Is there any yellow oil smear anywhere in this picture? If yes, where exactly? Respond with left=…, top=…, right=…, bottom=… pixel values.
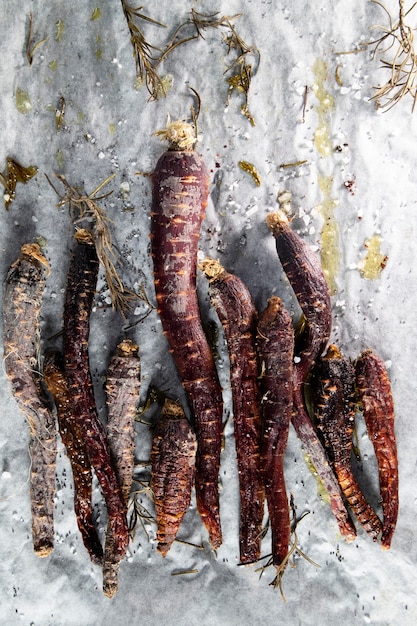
left=56, top=149, right=64, bottom=170
left=96, top=49, right=103, bottom=60
left=109, top=123, right=115, bottom=136
left=91, top=7, right=101, bottom=20
left=15, top=88, right=32, bottom=114
left=48, top=59, right=58, bottom=71
left=317, top=174, right=340, bottom=294
left=55, top=20, right=65, bottom=42
left=313, top=59, right=335, bottom=158
left=313, top=59, right=339, bottom=294
left=358, top=234, right=388, bottom=279
left=303, top=452, right=330, bottom=504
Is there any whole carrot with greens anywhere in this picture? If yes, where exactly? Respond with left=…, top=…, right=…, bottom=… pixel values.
left=151, top=398, right=197, bottom=556
left=103, top=339, right=141, bottom=598
left=43, top=349, right=103, bottom=564
left=200, top=257, right=264, bottom=564
left=257, top=296, right=294, bottom=576
left=311, top=345, right=382, bottom=541
left=3, top=243, right=57, bottom=557
left=355, top=349, right=398, bottom=549
left=151, top=119, right=223, bottom=549
left=266, top=211, right=356, bottom=541
left=63, top=228, right=129, bottom=559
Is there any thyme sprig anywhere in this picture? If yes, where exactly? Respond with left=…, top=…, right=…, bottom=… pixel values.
left=369, top=0, right=417, bottom=110
left=47, top=173, right=137, bottom=314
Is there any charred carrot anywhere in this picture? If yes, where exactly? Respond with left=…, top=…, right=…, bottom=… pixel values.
left=43, top=350, right=103, bottom=564
left=256, top=296, right=293, bottom=571
left=266, top=212, right=356, bottom=541
left=151, top=119, right=223, bottom=549
left=355, top=350, right=398, bottom=549
left=63, top=228, right=129, bottom=559
left=103, top=339, right=141, bottom=598
left=150, top=399, right=197, bottom=556
left=3, top=243, right=57, bottom=557
left=311, top=345, right=382, bottom=540
left=200, top=258, right=264, bottom=564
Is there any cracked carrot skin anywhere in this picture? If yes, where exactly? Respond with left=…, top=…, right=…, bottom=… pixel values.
left=267, top=212, right=356, bottom=541
left=151, top=399, right=197, bottom=557
left=257, top=296, right=293, bottom=569
left=43, top=350, right=103, bottom=564
left=355, top=350, right=398, bottom=549
left=200, top=258, right=264, bottom=564
left=311, top=345, right=382, bottom=541
left=103, top=339, right=141, bottom=599
left=63, top=229, right=129, bottom=559
left=151, top=122, right=223, bottom=549
left=3, top=244, right=57, bottom=557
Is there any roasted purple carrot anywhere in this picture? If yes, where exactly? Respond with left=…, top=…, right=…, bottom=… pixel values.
left=151, top=398, right=197, bottom=556
left=43, top=350, right=103, bottom=564
left=63, top=228, right=129, bottom=559
left=256, top=296, right=294, bottom=572
left=151, top=120, right=223, bottom=549
left=311, top=345, right=382, bottom=541
left=200, top=258, right=264, bottom=564
left=266, top=212, right=356, bottom=541
left=103, top=339, right=141, bottom=598
left=355, top=349, right=398, bottom=549
left=3, top=243, right=57, bottom=557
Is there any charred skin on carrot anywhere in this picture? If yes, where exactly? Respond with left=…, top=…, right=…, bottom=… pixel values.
left=151, top=125, right=223, bottom=549
left=311, top=345, right=382, bottom=541
left=3, top=244, right=57, bottom=557
left=200, top=258, right=264, bottom=564
left=151, top=399, right=197, bottom=557
left=63, top=229, right=129, bottom=559
left=266, top=212, right=356, bottom=541
left=355, top=350, right=398, bottom=549
left=257, top=296, right=293, bottom=568
left=43, top=349, right=103, bottom=564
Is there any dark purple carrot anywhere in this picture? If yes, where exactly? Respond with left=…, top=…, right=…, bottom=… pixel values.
left=151, top=120, right=223, bottom=549
left=3, top=243, right=57, bottom=557
left=311, top=345, right=382, bottom=541
left=150, top=398, right=197, bottom=556
left=63, top=228, right=129, bottom=559
left=266, top=212, right=356, bottom=541
left=43, top=350, right=103, bottom=564
left=256, top=296, right=294, bottom=572
left=103, top=339, right=141, bottom=598
left=200, top=257, right=264, bottom=564
left=355, top=349, right=398, bottom=549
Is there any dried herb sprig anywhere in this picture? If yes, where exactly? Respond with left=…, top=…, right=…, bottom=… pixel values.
left=120, top=1, right=167, bottom=98
left=47, top=173, right=136, bottom=313
left=1, top=157, right=38, bottom=210
left=26, top=12, right=47, bottom=66
left=369, top=0, right=417, bottom=110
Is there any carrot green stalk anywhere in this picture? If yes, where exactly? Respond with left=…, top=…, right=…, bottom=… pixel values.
left=3, top=243, right=57, bottom=557
left=355, top=349, right=398, bottom=549
left=311, top=345, right=382, bottom=541
left=200, top=258, right=264, bottom=564
left=266, top=212, right=356, bottom=541
left=63, top=229, right=129, bottom=559
left=257, top=296, right=294, bottom=574
left=151, top=120, right=223, bottom=549
left=150, top=399, right=197, bottom=556
left=43, top=350, right=103, bottom=564
left=103, top=339, right=141, bottom=598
